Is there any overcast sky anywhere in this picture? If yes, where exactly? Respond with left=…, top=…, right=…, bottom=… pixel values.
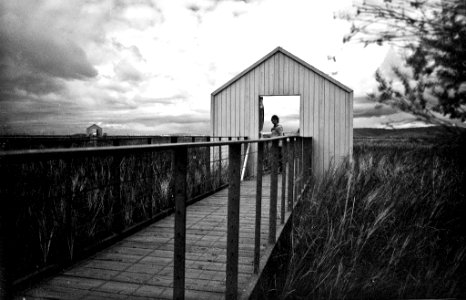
left=0, top=0, right=422, bottom=135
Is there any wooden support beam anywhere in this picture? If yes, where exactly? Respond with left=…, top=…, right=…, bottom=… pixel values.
left=206, top=136, right=211, bottom=190
left=226, top=143, right=241, bottom=300
left=294, top=138, right=299, bottom=206
left=281, top=139, right=287, bottom=224
left=173, top=147, right=187, bottom=300
left=254, top=142, right=264, bottom=274
left=218, top=137, right=222, bottom=186
left=287, top=138, right=295, bottom=211
left=269, top=140, right=279, bottom=244
left=112, top=154, right=124, bottom=233
left=303, top=137, right=313, bottom=186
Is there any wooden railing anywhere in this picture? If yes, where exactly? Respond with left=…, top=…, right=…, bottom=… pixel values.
left=0, top=135, right=312, bottom=299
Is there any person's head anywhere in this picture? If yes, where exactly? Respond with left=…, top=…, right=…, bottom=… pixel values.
left=271, top=115, right=279, bottom=124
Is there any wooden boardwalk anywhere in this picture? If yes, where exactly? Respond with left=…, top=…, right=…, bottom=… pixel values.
left=17, top=175, right=291, bottom=300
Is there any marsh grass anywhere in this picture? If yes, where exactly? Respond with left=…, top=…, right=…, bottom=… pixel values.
left=1, top=144, right=223, bottom=281
left=282, top=137, right=466, bottom=299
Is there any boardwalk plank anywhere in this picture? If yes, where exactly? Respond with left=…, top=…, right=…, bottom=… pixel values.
left=17, top=175, right=291, bottom=299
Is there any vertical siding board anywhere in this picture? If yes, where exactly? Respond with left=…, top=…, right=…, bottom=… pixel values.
left=318, top=77, right=325, bottom=175
left=227, top=87, right=232, bottom=137
left=264, top=58, right=269, bottom=95
left=290, top=58, right=294, bottom=94
left=283, top=56, right=290, bottom=95
left=323, top=80, right=330, bottom=172
left=269, top=56, right=275, bottom=95
left=211, top=95, right=214, bottom=136
left=349, top=91, right=353, bottom=158
left=335, top=88, right=341, bottom=161
left=312, top=75, right=319, bottom=174
left=235, top=83, right=239, bottom=137
left=300, top=65, right=306, bottom=136
left=342, top=91, right=347, bottom=158
left=279, top=53, right=285, bottom=95
left=344, top=93, right=349, bottom=155
left=222, top=91, right=227, bottom=137
left=307, top=72, right=314, bottom=138
left=274, top=53, right=279, bottom=95
left=239, top=78, right=244, bottom=137
left=293, top=60, right=299, bottom=95
left=340, top=89, right=346, bottom=159
left=329, top=85, right=335, bottom=169
left=218, top=93, right=222, bottom=136
left=245, top=72, right=250, bottom=139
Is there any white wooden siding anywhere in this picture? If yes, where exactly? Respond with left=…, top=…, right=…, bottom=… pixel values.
left=211, top=48, right=353, bottom=175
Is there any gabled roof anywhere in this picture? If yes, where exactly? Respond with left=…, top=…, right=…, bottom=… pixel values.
left=87, top=124, right=101, bottom=129
left=211, top=46, right=353, bottom=96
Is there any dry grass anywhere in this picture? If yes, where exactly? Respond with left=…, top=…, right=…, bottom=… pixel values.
left=282, top=136, right=466, bottom=299
left=1, top=144, right=222, bottom=281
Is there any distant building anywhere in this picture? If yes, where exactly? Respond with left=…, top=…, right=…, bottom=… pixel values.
left=86, top=124, right=103, bottom=137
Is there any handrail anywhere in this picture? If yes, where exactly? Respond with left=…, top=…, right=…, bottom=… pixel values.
left=0, top=136, right=295, bottom=161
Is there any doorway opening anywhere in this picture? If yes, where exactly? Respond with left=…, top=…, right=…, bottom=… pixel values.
left=259, top=95, right=300, bottom=138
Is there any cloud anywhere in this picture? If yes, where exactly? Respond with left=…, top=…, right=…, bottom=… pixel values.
left=1, top=0, right=412, bottom=135
left=353, top=96, right=399, bottom=118
left=114, top=59, right=144, bottom=82
left=0, top=2, right=98, bottom=80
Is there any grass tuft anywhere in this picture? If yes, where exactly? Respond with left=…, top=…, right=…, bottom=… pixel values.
left=282, top=138, right=466, bottom=299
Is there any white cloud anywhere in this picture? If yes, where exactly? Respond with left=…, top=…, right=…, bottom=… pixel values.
left=1, top=0, right=407, bottom=134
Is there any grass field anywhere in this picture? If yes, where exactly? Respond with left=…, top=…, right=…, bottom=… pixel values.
left=281, top=128, right=466, bottom=299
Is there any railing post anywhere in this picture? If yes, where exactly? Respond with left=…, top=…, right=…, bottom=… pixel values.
left=287, top=138, right=295, bottom=211
left=226, top=143, right=241, bottom=300
left=170, top=136, right=178, bottom=203
left=0, top=179, right=14, bottom=299
left=303, top=137, right=313, bottom=189
left=254, top=141, right=264, bottom=274
left=218, top=137, right=222, bottom=186
left=280, top=138, right=287, bottom=224
left=269, top=139, right=279, bottom=244
left=299, top=137, right=305, bottom=194
left=112, top=154, right=124, bottom=233
left=173, top=147, right=187, bottom=300
left=65, top=160, right=74, bottom=261
left=206, top=137, right=211, bottom=191
left=293, top=138, right=299, bottom=206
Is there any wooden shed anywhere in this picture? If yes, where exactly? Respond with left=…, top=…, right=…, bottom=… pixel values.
left=210, top=46, right=353, bottom=175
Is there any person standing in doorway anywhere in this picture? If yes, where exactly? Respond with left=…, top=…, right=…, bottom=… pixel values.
left=270, top=115, right=283, bottom=137
left=270, top=115, right=284, bottom=172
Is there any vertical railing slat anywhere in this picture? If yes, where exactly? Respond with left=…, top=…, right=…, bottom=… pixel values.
left=254, top=142, right=264, bottom=274
left=294, top=138, right=299, bottom=206
left=218, top=137, right=222, bottom=186
left=303, top=137, right=313, bottom=189
left=112, top=154, right=124, bottom=233
left=280, top=139, right=287, bottom=224
left=287, top=138, right=295, bottom=211
left=269, top=139, right=279, bottom=244
left=226, top=143, right=241, bottom=300
left=173, top=147, right=187, bottom=300
left=206, top=137, right=211, bottom=190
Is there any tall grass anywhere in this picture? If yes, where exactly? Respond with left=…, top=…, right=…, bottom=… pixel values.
left=282, top=138, right=466, bottom=299
left=1, top=144, right=224, bottom=282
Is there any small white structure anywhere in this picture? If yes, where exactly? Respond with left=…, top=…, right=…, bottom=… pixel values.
left=210, top=47, right=353, bottom=175
left=86, top=124, right=103, bottom=137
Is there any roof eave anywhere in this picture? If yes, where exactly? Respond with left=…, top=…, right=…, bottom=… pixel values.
left=211, top=46, right=353, bottom=97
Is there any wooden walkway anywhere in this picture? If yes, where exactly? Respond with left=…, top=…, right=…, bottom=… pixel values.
left=17, top=175, right=291, bottom=300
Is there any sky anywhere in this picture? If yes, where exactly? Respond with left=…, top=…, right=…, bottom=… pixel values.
left=0, top=0, right=423, bottom=135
